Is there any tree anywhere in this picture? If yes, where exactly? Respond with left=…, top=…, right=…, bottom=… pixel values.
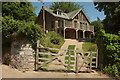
left=2, top=2, right=37, bottom=21
left=90, top=17, right=103, bottom=35
left=49, top=2, right=83, bottom=13
left=94, top=2, right=120, bottom=34
left=2, top=16, right=44, bottom=49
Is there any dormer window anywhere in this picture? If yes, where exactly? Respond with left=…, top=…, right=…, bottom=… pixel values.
left=58, top=11, right=61, bottom=15
left=53, top=11, right=57, bottom=14
left=53, top=9, right=63, bottom=15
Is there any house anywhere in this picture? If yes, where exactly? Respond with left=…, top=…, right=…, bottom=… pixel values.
left=36, top=3, right=94, bottom=39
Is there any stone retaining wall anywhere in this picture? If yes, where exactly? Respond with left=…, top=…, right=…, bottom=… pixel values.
left=10, top=40, right=35, bottom=71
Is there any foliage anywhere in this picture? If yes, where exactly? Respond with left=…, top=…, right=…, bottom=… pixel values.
left=50, top=2, right=83, bottom=13
left=2, top=2, right=37, bottom=21
left=40, top=31, right=65, bottom=49
left=2, top=16, right=44, bottom=49
left=17, top=21, right=44, bottom=48
left=90, top=17, right=103, bottom=36
left=104, top=64, right=119, bottom=77
left=97, top=29, right=120, bottom=78
left=94, top=2, right=120, bottom=34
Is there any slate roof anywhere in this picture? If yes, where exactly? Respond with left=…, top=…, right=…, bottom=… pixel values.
left=67, top=8, right=82, bottom=19
left=44, top=8, right=69, bottom=19
left=42, top=8, right=90, bottom=23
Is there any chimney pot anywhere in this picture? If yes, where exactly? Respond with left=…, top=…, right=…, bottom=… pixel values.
left=42, top=3, right=45, bottom=8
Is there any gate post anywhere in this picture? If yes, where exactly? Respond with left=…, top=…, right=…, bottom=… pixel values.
left=96, top=49, right=98, bottom=68
left=35, top=40, right=39, bottom=70
left=68, top=50, right=71, bottom=71
left=75, top=53, right=79, bottom=73
left=90, top=52, right=92, bottom=72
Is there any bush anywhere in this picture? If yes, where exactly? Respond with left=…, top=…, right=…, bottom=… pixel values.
left=51, top=38, right=60, bottom=45
left=97, top=29, right=120, bottom=78
left=39, top=32, right=65, bottom=53
left=40, top=32, right=65, bottom=49
left=2, top=16, right=44, bottom=49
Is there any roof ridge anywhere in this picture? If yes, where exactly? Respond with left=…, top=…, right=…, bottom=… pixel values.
left=67, top=8, right=82, bottom=14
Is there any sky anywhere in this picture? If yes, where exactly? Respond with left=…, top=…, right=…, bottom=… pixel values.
left=32, top=2, right=106, bottom=22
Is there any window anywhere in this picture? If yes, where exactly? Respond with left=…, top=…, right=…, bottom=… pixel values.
left=80, top=13, right=82, bottom=20
left=80, top=22, right=82, bottom=28
left=51, top=21, right=54, bottom=28
left=86, top=23, right=87, bottom=28
left=74, top=21, right=77, bottom=28
left=58, top=11, right=61, bottom=15
left=58, top=20, right=64, bottom=27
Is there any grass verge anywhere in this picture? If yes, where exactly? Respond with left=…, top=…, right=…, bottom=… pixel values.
left=82, top=42, right=97, bottom=52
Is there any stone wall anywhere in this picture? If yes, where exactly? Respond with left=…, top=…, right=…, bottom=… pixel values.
left=10, top=40, right=35, bottom=71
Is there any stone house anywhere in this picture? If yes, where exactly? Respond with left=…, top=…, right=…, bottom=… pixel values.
left=36, top=3, right=94, bottom=39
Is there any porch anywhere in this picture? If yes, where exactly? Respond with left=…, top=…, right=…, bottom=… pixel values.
left=55, top=20, right=94, bottom=39
left=56, top=27, right=94, bottom=40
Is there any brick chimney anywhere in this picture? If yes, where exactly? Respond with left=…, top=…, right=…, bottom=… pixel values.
left=42, top=3, right=45, bottom=8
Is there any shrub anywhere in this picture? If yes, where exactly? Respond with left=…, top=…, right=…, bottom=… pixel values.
left=39, top=32, right=65, bottom=54
left=40, top=32, right=65, bottom=49
left=51, top=38, right=60, bottom=45
left=97, top=29, right=120, bottom=78
left=2, top=16, right=44, bottom=49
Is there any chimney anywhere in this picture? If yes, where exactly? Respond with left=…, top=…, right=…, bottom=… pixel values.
left=42, top=3, right=45, bottom=9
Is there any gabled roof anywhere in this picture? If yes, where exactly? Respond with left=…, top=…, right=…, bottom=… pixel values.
left=41, top=8, right=90, bottom=23
left=67, top=8, right=82, bottom=19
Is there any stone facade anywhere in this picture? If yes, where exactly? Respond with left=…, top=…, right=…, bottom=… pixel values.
left=10, top=40, right=35, bottom=71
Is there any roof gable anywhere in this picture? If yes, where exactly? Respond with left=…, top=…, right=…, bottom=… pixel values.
left=39, top=8, right=90, bottom=23
left=67, top=9, right=82, bottom=19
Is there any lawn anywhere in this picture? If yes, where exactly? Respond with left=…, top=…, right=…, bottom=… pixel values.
left=82, top=41, right=97, bottom=66
left=82, top=42, right=97, bottom=52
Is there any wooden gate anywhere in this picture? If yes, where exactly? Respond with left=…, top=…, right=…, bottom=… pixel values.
left=35, top=40, right=75, bottom=71
left=35, top=40, right=98, bottom=73
left=75, top=50, right=98, bottom=73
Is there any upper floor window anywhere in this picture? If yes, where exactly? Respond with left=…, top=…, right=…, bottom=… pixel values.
left=85, top=23, right=87, bottom=27
left=53, top=9, right=63, bottom=15
left=80, top=13, right=82, bottom=20
left=74, top=21, right=77, bottom=28
left=80, top=22, right=82, bottom=28
left=51, top=21, right=54, bottom=28
left=58, top=11, right=61, bottom=15
left=58, top=20, right=64, bottom=27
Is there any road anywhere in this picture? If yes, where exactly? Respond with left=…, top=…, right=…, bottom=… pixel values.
left=2, top=65, right=110, bottom=78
